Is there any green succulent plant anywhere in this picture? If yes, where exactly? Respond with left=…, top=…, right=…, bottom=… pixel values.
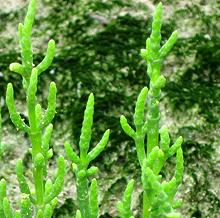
left=0, top=0, right=65, bottom=217
left=120, top=2, right=184, bottom=218
left=64, top=93, right=110, bottom=218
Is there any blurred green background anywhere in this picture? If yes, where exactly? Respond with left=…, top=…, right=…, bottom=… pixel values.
left=0, top=0, right=219, bottom=217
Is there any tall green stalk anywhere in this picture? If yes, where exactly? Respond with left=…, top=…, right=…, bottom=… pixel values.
left=0, top=0, right=65, bottom=217
left=120, top=2, right=184, bottom=218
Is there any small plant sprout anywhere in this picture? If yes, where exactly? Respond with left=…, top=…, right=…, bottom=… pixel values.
left=120, top=2, right=184, bottom=218
left=75, top=210, right=82, bottom=218
left=117, top=179, right=135, bottom=218
left=64, top=93, right=110, bottom=218
left=0, top=0, right=66, bottom=217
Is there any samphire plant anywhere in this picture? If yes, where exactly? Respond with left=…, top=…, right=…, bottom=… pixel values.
left=0, top=0, right=184, bottom=218
left=0, top=0, right=66, bottom=217
left=120, top=3, right=184, bottom=218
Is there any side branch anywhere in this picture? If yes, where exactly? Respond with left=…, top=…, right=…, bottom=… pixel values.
left=6, top=83, right=29, bottom=132
left=36, top=40, right=56, bottom=75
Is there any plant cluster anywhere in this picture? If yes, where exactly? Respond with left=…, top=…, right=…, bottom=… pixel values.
left=0, top=0, right=184, bottom=218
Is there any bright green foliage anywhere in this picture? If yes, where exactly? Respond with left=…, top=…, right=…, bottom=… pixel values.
left=3, top=197, right=14, bottom=218
left=0, top=179, right=6, bottom=217
left=2, top=0, right=66, bottom=217
left=89, top=178, right=98, bottom=218
left=75, top=210, right=82, bottom=218
left=117, top=179, right=135, bottom=218
left=64, top=94, right=110, bottom=218
left=120, top=2, right=183, bottom=218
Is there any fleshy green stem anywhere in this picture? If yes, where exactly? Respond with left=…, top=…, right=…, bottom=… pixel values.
left=27, top=69, right=44, bottom=206
left=135, top=133, right=145, bottom=167
left=146, top=92, right=160, bottom=156
left=30, top=131, right=44, bottom=206
left=76, top=171, right=90, bottom=218
left=143, top=192, right=150, bottom=218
